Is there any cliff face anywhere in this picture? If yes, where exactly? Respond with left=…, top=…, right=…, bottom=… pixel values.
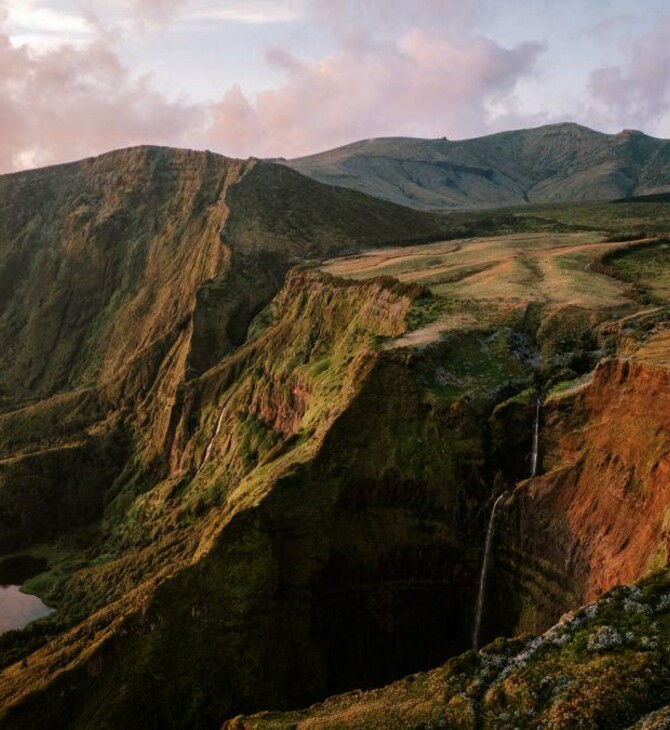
left=0, top=148, right=480, bottom=727
left=491, top=358, right=670, bottom=639
left=0, top=147, right=452, bottom=552
left=0, top=148, right=246, bottom=548
left=2, top=144, right=670, bottom=728
left=0, top=267, right=505, bottom=728
left=230, top=568, right=670, bottom=729
left=0, top=147, right=245, bottom=400
left=226, top=357, right=670, bottom=730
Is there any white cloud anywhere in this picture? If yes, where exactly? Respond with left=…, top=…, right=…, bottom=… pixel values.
left=0, top=14, right=205, bottom=172
left=118, top=0, right=303, bottom=27
left=5, top=1, right=94, bottom=51
left=184, top=1, right=301, bottom=25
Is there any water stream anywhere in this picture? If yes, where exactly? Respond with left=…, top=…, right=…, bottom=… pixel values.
left=197, top=405, right=227, bottom=475
left=472, top=490, right=507, bottom=651
left=472, top=395, right=542, bottom=650
left=530, top=396, right=541, bottom=478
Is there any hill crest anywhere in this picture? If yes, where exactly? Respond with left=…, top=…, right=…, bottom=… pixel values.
left=284, top=122, right=670, bottom=210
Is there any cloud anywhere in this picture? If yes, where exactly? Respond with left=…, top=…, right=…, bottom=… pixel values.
left=127, top=0, right=301, bottom=27
left=4, top=1, right=95, bottom=51
left=208, top=26, right=543, bottom=157
left=0, top=18, right=205, bottom=172
left=0, top=0, right=560, bottom=172
left=579, top=13, right=640, bottom=39
left=133, top=0, right=182, bottom=17
left=185, top=1, right=301, bottom=25
left=0, top=1, right=543, bottom=170
left=129, top=0, right=183, bottom=26
left=586, top=16, right=670, bottom=132
left=304, top=0, right=484, bottom=38
left=128, top=0, right=478, bottom=32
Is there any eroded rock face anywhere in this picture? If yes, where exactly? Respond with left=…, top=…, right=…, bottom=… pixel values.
left=492, top=358, right=670, bottom=639
left=0, top=147, right=247, bottom=401
left=0, top=148, right=452, bottom=554
left=0, top=269, right=501, bottom=729
left=3, top=144, right=670, bottom=729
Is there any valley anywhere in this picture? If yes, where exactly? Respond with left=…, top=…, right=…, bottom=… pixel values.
left=230, top=216, right=670, bottom=728
left=0, top=144, right=669, bottom=728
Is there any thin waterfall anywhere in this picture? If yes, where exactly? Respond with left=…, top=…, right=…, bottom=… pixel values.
left=197, top=406, right=227, bottom=475
left=472, top=490, right=507, bottom=651
left=472, top=395, right=542, bottom=650
left=530, top=396, right=541, bottom=478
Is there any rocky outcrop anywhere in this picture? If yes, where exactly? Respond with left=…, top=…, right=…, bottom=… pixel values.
left=2, top=143, right=670, bottom=729
left=0, top=271, right=503, bottom=728
left=0, top=147, right=454, bottom=554
left=227, top=570, right=670, bottom=729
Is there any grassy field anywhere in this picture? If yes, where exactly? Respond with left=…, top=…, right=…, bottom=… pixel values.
left=321, top=197, right=670, bottom=367
left=321, top=232, right=633, bottom=305
left=515, top=197, right=670, bottom=237
left=607, top=241, right=670, bottom=302
left=321, top=232, right=634, bottom=344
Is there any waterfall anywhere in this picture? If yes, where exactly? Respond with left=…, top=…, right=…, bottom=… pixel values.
left=472, top=490, right=507, bottom=651
left=530, top=396, right=541, bottom=478
left=197, top=406, right=227, bottom=475
left=472, top=395, right=542, bottom=650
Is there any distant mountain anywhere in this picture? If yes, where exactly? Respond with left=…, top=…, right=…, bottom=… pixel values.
left=285, top=123, right=670, bottom=210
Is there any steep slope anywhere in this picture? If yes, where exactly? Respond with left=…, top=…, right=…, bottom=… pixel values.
left=228, top=232, right=670, bottom=730
left=229, top=569, right=670, bottom=729
left=0, top=148, right=499, bottom=727
left=2, top=150, right=670, bottom=729
left=0, top=146, right=453, bottom=550
left=3, top=236, right=666, bottom=727
left=285, top=123, right=670, bottom=210
left=490, top=358, right=670, bottom=642
left=0, top=146, right=450, bottom=401
left=0, top=270, right=516, bottom=728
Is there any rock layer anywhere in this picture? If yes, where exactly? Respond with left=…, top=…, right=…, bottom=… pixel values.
left=491, top=358, right=670, bottom=639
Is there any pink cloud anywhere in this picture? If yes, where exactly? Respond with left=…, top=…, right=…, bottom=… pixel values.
left=0, top=25, right=204, bottom=172
left=0, top=1, right=546, bottom=172
left=587, top=16, right=670, bottom=130
left=130, top=0, right=184, bottom=27
left=209, top=29, right=543, bottom=158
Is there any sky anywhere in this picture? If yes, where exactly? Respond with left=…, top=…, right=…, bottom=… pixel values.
left=1, top=0, right=670, bottom=172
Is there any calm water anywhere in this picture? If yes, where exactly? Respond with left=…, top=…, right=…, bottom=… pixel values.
left=0, top=585, right=53, bottom=634
left=0, top=555, right=53, bottom=634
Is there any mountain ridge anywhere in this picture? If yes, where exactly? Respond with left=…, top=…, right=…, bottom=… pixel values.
left=284, top=122, right=670, bottom=210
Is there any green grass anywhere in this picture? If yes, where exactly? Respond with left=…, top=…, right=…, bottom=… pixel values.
left=405, top=292, right=456, bottom=331
left=547, top=372, right=593, bottom=400
left=514, top=199, right=670, bottom=237
left=419, top=329, right=532, bottom=404
left=608, top=242, right=670, bottom=303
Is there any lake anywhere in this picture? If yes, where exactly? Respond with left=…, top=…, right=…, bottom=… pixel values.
left=0, top=555, right=54, bottom=634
